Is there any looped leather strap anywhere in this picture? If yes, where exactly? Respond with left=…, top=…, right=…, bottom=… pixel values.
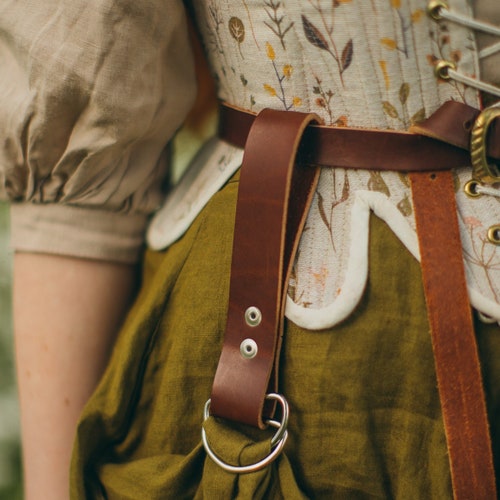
left=211, top=102, right=497, bottom=498
left=410, top=171, right=497, bottom=500
left=210, top=108, right=320, bottom=428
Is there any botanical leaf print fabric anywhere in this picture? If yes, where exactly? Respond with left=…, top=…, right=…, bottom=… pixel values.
left=148, top=0, right=500, bottom=327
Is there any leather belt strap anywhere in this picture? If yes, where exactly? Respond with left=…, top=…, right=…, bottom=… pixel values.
left=410, top=171, right=497, bottom=500
left=219, top=100, right=500, bottom=171
left=212, top=102, right=497, bottom=497
left=210, top=108, right=320, bottom=428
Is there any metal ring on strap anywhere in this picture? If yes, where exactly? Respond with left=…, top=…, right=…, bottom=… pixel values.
left=201, top=393, right=289, bottom=474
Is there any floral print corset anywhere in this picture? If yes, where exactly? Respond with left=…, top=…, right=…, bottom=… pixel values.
left=148, top=0, right=500, bottom=328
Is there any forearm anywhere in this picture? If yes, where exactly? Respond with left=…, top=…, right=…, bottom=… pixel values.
left=14, top=252, right=137, bottom=500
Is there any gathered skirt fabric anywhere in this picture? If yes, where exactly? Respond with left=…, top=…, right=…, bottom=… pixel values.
left=71, top=174, right=500, bottom=499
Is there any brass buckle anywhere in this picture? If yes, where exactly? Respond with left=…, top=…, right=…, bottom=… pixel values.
left=470, top=107, right=500, bottom=184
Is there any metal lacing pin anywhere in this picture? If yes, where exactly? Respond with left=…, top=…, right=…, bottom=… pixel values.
left=201, top=393, right=289, bottom=474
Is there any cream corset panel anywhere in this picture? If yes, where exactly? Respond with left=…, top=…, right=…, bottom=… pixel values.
left=148, top=0, right=500, bottom=327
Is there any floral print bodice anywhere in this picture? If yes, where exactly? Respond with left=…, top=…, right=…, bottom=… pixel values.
left=193, top=0, right=478, bottom=128
left=148, top=0, right=500, bottom=326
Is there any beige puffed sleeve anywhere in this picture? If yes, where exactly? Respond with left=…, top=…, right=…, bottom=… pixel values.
left=0, top=0, right=196, bottom=263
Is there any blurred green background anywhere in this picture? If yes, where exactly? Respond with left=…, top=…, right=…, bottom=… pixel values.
left=0, top=203, right=22, bottom=500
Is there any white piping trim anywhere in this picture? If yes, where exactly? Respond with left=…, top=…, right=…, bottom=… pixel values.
left=468, top=288, right=500, bottom=326
left=285, top=191, right=418, bottom=329
left=285, top=190, right=500, bottom=330
left=147, top=138, right=243, bottom=250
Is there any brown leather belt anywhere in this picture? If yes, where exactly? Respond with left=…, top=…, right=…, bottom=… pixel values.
left=207, top=101, right=497, bottom=498
left=219, top=100, right=500, bottom=172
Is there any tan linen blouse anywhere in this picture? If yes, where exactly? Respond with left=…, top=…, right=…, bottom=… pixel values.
left=0, top=0, right=498, bottom=263
left=0, top=0, right=195, bottom=262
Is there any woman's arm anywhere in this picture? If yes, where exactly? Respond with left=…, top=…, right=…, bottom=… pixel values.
left=13, top=252, right=137, bottom=500
left=0, top=2, right=196, bottom=497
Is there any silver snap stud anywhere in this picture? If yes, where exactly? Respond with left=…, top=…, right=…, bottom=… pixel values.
left=245, top=306, right=262, bottom=327
left=240, top=338, right=258, bottom=359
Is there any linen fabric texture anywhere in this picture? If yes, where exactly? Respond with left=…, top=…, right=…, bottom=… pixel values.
left=148, top=0, right=500, bottom=325
left=71, top=174, right=500, bottom=498
left=0, top=0, right=498, bottom=270
left=0, top=0, right=499, bottom=496
left=0, top=0, right=195, bottom=262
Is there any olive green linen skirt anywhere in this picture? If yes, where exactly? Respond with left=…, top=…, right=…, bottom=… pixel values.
left=71, top=175, right=499, bottom=499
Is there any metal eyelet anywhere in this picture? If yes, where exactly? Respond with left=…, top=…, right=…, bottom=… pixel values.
left=464, top=179, right=482, bottom=198
left=245, top=306, right=262, bottom=327
left=427, top=0, right=448, bottom=21
left=240, top=338, right=258, bottom=359
left=434, top=60, right=456, bottom=81
left=487, top=225, right=500, bottom=245
left=202, top=393, right=289, bottom=474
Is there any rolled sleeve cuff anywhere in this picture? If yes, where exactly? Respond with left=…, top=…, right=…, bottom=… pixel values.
left=10, top=203, right=148, bottom=264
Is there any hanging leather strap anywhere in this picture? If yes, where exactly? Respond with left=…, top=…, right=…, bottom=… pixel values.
left=210, top=109, right=320, bottom=428
left=410, top=171, right=497, bottom=500
left=211, top=102, right=497, bottom=497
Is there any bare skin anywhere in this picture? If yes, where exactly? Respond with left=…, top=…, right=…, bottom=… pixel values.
left=13, top=252, right=137, bottom=500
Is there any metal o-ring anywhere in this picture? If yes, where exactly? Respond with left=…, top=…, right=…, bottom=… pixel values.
left=201, top=423, right=288, bottom=474
left=266, top=393, right=289, bottom=446
left=202, top=393, right=289, bottom=474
